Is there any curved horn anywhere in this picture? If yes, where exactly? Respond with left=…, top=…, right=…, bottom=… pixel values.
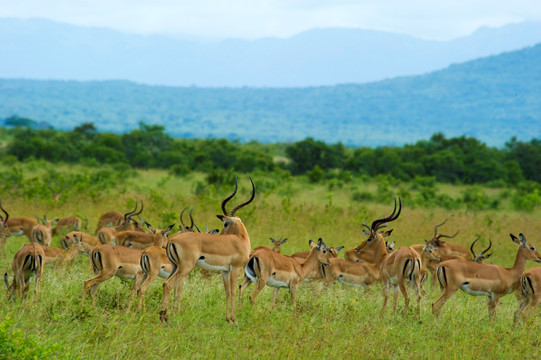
left=124, top=201, right=139, bottom=220
left=0, top=199, right=8, bottom=223
left=479, top=238, right=492, bottom=257
left=434, top=219, right=448, bottom=238
left=230, top=178, right=256, bottom=217
left=371, top=197, right=401, bottom=232
left=189, top=208, right=202, bottom=232
left=470, top=237, right=480, bottom=257
left=437, top=230, right=459, bottom=240
left=362, top=217, right=370, bottom=231
left=135, top=200, right=144, bottom=216
left=179, top=207, right=188, bottom=231
left=221, top=177, right=238, bottom=215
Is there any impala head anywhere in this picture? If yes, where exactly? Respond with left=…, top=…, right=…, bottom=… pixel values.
left=308, top=238, right=331, bottom=266
left=355, top=197, right=401, bottom=254
left=217, top=178, right=256, bottom=236
left=328, top=245, right=344, bottom=258
left=145, top=222, right=175, bottom=247
left=269, top=237, right=287, bottom=252
left=470, top=237, right=493, bottom=263
left=0, top=200, right=11, bottom=239
left=117, top=200, right=144, bottom=231
left=431, top=219, right=459, bottom=246
left=423, top=240, right=440, bottom=261
left=511, top=233, right=541, bottom=263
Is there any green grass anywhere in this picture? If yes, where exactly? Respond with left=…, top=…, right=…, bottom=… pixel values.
left=1, top=167, right=541, bottom=359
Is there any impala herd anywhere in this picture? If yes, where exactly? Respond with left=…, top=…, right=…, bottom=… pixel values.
left=1, top=178, right=541, bottom=325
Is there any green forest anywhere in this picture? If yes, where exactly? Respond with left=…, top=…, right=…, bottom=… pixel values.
left=1, top=122, right=541, bottom=212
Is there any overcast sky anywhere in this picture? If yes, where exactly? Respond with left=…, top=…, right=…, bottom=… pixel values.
left=1, top=0, right=540, bottom=40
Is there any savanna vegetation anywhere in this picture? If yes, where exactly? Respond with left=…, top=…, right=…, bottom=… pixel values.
left=1, top=125, right=541, bottom=359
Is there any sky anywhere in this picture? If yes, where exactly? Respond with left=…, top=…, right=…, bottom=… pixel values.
left=1, top=0, right=540, bottom=40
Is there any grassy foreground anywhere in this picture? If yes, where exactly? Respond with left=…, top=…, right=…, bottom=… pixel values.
left=1, top=168, right=541, bottom=359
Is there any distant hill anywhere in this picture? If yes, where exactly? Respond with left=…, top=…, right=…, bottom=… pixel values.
left=1, top=18, right=541, bottom=87
left=1, top=43, right=540, bottom=147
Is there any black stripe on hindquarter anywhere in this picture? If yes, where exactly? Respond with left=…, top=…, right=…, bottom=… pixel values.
left=523, top=275, right=534, bottom=296
left=141, top=254, right=150, bottom=274
left=402, top=259, right=412, bottom=280
left=166, top=242, right=179, bottom=277
left=22, top=254, right=34, bottom=271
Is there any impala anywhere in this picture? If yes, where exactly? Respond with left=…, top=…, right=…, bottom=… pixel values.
left=159, top=178, right=255, bottom=324
left=81, top=243, right=144, bottom=308
left=129, top=228, right=175, bottom=311
left=119, top=222, right=174, bottom=249
left=253, top=237, right=288, bottom=253
left=62, top=231, right=101, bottom=254
left=432, top=233, right=541, bottom=319
left=32, top=215, right=59, bottom=247
left=94, top=200, right=144, bottom=234
left=52, top=216, right=83, bottom=236
left=428, top=219, right=470, bottom=259
left=413, top=237, right=492, bottom=287
left=514, top=266, right=541, bottom=323
left=4, top=242, right=45, bottom=302
left=241, top=238, right=331, bottom=309
left=43, top=234, right=88, bottom=266
left=0, top=200, right=12, bottom=256
left=354, top=198, right=423, bottom=320
left=6, top=215, right=38, bottom=242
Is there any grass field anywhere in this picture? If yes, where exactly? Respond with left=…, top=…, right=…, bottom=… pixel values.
left=1, top=166, right=541, bottom=359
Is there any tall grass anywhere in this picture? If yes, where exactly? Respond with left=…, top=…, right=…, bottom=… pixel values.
left=1, top=166, right=541, bottom=359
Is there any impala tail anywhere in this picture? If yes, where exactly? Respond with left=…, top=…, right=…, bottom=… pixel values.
left=91, top=250, right=104, bottom=273
left=244, top=256, right=260, bottom=282
left=521, top=274, right=535, bottom=298
left=140, top=253, right=150, bottom=275
left=436, top=265, right=447, bottom=291
left=166, top=242, right=180, bottom=276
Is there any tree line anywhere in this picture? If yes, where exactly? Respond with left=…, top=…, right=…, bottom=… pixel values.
left=2, top=122, right=541, bottom=187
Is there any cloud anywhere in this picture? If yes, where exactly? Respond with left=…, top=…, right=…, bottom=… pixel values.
left=1, top=0, right=540, bottom=40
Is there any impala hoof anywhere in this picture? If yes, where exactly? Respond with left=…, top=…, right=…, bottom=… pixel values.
left=159, top=310, right=168, bottom=324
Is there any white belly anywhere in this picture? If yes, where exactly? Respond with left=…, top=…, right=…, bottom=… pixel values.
left=338, top=275, right=367, bottom=288
left=196, top=259, right=230, bottom=272
left=266, top=277, right=289, bottom=288
left=460, top=283, right=492, bottom=297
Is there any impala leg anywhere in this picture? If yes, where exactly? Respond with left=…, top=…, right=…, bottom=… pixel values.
left=238, top=274, right=252, bottom=311
left=229, top=267, right=241, bottom=323
left=126, top=272, right=143, bottom=313
left=222, top=270, right=232, bottom=322
left=514, top=295, right=531, bottom=324
left=33, top=270, right=43, bottom=303
left=381, top=282, right=390, bottom=318
left=160, top=266, right=192, bottom=323
left=488, top=294, right=501, bottom=320
left=399, top=282, right=410, bottom=315
left=136, top=271, right=156, bottom=311
left=432, top=286, right=458, bottom=317
left=271, top=288, right=280, bottom=308
left=290, top=282, right=298, bottom=313
left=249, top=274, right=268, bottom=305
left=81, top=269, right=116, bottom=307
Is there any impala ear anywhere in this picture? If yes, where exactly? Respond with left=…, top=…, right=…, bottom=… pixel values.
left=217, top=215, right=225, bottom=221
left=269, top=237, right=276, bottom=243
left=309, top=239, right=315, bottom=248
left=363, top=229, right=369, bottom=236
left=510, top=233, right=520, bottom=244
left=281, top=238, right=288, bottom=244
left=335, top=246, right=344, bottom=252
left=519, top=233, right=527, bottom=247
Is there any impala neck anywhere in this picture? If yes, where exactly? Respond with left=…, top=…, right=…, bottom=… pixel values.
left=299, top=248, right=322, bottom=279
left=371, top=236, right=390, bottom=267
left=509, top=246, right=529, bottom=276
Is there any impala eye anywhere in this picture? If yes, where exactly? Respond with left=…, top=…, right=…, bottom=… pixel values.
left=531, top=246, right=535, bottom=251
